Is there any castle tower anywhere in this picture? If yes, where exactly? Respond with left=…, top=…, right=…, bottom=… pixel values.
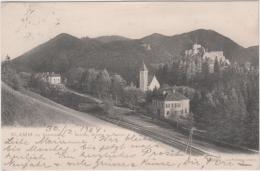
left=139, top=62, right=148, bottom=91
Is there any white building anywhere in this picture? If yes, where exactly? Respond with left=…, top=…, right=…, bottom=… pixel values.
left=203, top=51, right=230, bottom=73
left=47, top=73, right=61, bottom=84
left=148, top=75, right=160, bottom=91
left=139, top=62, right=160, bottom=92
left=152, top=88, right=190, bottom=121
left=185, top=43, right=202, bottom=56
left=203, top=51, right=225, bottom=61
left=192, top=43, right=202, bottom=55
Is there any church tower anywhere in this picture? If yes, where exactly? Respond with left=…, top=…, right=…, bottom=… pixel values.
left=139, top=62, right=148, bottom=92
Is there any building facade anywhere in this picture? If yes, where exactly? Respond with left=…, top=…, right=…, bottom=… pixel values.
left=37, top=72, right=61, bottom=85
left=152, top=89, right=190, bottom=121
left=48, top=73, right=61, bottom=84
left=203, top=51, right=230, bottom=73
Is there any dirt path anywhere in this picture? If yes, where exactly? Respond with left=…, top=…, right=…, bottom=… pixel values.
left=65, top=87, right=103, bottom=104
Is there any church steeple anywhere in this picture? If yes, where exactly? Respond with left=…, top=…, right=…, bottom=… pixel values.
left=139, top=61, right=148, bottom=91
left=140, top=61, right=148, bottom=71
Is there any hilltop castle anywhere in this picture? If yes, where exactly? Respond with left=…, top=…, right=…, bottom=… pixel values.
left=185, top=43, right=230, bottom=73
left=139, top=62, right=160, bottom=92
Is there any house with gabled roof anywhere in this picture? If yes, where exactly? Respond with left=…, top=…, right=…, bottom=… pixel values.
left=152, top=87, right=190, bottom=120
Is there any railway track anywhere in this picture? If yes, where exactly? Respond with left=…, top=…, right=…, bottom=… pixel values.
left=95, top=114, right=213, bottom=156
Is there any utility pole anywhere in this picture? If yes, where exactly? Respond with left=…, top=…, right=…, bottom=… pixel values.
left=185, top=127, right=206, bottom=159
left=185, top=127, right=195, bottom=159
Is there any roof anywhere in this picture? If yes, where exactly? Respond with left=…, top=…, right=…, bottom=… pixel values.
left=164, top=91, right=189, bottom=101
left=49, top=74, right=60, bottom=77
left=155, top=88, right=189, bottom=101
left=147, top=75, right=153, bottom=84
left=140, top=62, right=148, bottom=71
left=48, top=73, right=61, bottom=77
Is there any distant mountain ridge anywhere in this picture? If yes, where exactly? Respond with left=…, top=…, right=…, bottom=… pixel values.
left=11, top=29, right=259, bottom=82
left=94, top=35, right=131, bottom=43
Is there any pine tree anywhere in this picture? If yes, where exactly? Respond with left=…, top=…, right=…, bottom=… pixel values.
left=213, top=57, right=220, bottom=73
left=111, top=74, right=126, bottom=104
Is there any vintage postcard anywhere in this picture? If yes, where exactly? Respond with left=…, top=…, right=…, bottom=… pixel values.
left=1, top=1, right=259, bottom=170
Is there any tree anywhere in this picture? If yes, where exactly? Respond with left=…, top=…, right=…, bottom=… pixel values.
left=111, top=74, right=126, bottom=105
left=213, top=57, right=220, bottom=74
left=200, top=60, right=211, bottom=88
left=80, top=68, right=99, bottom=94
left=2, top=61, right=23, bottom=90
left=123, top=86, right=144, bottom=110
left=154, top=52, right=259, bottom=149
left=95, top=69, right=111, bottom=98
left=178, top=60, right=187, bottom=85
left=66, top=67, right=85, bottom=90
left=168, top=61, right=179, bottom=85
left=161, top=64, right=169, bottom=84
left=102, top=98, right=113, bottom=112
left=5, top=55, right=11, bottom=62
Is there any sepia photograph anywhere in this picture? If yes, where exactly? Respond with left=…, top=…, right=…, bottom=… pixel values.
left=1, top=1, right=259, bottom=170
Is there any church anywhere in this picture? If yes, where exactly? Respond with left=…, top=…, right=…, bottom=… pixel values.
left=139, top=62, right=191, bottom=121
left=139, top=62, right=160, bottom=92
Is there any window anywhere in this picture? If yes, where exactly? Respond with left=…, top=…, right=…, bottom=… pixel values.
left=175, top=103, right=181, bottom=108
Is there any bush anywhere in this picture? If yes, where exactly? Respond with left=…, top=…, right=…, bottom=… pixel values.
left=2, top=63, right=23, bottom=90
left=102, top=99, right=113, bottom=112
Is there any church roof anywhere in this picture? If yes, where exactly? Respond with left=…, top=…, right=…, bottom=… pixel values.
left=140, top=62, right=148, bottom=71
left=148, top=75, right=160, bottom=85
left=148, top=75, right=154, bottom=84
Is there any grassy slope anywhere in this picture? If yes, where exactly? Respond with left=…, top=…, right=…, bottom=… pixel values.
left=1, top=83, right=108, bottom=127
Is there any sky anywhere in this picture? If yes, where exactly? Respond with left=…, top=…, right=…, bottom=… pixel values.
left=1, top=1, right=259, bottom=59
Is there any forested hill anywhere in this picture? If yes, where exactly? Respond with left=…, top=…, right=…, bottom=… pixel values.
left=11, top=29, right=259, bottom=82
